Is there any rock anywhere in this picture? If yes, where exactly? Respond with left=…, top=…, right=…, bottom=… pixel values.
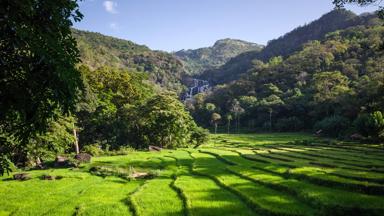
left=148, top=145, right=162, bottom=152
left=41, top=175, right=63, bottom=180
left=41, top=175, right=55, bottom=180
left=130, top=172, right=156, bottom=179
left=13, top=173, right=31, bottom=181
left=54, top=156, right=70, bottom=167
left=74, top=153, right=92, bottom=163
left=351, top=133, right=364, bottom=140
left=131, top=172, right=149, bottom=179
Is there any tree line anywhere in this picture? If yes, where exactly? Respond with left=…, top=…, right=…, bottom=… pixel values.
left=189, top=22, right=384, bottom=141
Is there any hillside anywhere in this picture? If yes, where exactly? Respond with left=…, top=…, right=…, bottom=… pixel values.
left=190, top=20, right=384, bottom=136
left=175, top=39, right=264, bottom=75
left=72, top=29, right=187, bottom=92
left=199, top=9, right=377, bottom=84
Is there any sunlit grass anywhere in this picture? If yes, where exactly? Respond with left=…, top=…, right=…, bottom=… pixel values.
left=1, top=133, right=383, bottom=216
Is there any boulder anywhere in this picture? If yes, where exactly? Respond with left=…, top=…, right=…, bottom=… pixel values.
left=74, top=153, right=92, bottom=163
left=41, top=175, right=55, bottom=180
left=54, top=156, right=70, bottom=167
left=351, top=133, right=364, bottom=140
left=148, top=145, right=162, bottom=152
left=13, top=173, right=31, bottom=181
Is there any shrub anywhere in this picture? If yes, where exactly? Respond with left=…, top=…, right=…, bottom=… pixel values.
left=354, top=111, right=384, bottom=142
left=108, top=146, right=136, bottom=156
left=82, top=144, right=103, bottom=156
left=0, top=156, right=14, bottom=176
left=314, top=115, right=350, bottom=137
left=190, top=127, right=210, bottom=148
left=276, top=117, right=304, bottom=132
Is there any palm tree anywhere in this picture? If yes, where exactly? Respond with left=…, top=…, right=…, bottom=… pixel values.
left=211, top=113, right=222, bottom=134
left=225, top=114, right=233, bottom=134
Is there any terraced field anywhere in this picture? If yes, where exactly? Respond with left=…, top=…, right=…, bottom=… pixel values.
left=1, top=133, right=384, bottom=216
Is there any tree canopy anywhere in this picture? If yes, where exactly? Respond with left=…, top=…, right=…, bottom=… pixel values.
left=0, top=0, right=83, bottom=174
left=0, top=0, right=83, bottom=141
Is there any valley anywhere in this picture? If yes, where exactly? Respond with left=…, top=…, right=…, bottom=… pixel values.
left=1, top=1, right=384, bottom=216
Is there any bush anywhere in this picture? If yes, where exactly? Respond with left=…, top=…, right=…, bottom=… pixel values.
left=82, top=144, right=103, bottom=156
left=107, top=146, right=136, bottom=156
left=314, top=115, right=350, bottom=137
left=190, top=127, right=210, bottom=148
left=0, top=156, right=14, bottom=176
left=276, top=117, right=304, bottom=132
left=354, top=111, right=384, bottom=142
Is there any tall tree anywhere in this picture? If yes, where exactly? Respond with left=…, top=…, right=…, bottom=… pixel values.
left=225, top=114, right=233, bottom=134
left=211, top=113, right=222, bottom=134
left=0, top=0, right=83, bottom=174
left=0, top=1, right=83, bottom=141
left=333, top=0, right=384, bottom=18
left=230, top=99, right=245, bottom=133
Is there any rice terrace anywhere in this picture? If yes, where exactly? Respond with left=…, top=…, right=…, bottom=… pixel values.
left=2, top=0, right=384, bottom=216
left=1, top=133, right=384, bottom=216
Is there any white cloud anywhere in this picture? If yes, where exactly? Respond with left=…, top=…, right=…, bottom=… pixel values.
left=103, top=1, right=118, bottom=14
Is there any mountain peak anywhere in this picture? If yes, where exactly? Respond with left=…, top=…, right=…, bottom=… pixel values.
left=175, top=39, right=263, bottom=75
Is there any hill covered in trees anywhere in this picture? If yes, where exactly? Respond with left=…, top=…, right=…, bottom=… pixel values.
left=175, top=39, right=264, bottom=75
left=199, top=10, right=379, bottom=84
left=72, top=29, right=187, bottom=93
left=189, top=16, right=384, bottom=140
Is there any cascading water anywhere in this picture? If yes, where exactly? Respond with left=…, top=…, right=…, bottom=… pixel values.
left=183, top=79, right=210, bottom=101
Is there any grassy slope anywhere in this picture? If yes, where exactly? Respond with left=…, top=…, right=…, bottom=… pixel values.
left=1, top=133, right=384, bottom=216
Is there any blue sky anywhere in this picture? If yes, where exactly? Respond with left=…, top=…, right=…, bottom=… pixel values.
left=74, top=0, right=377, bottom=52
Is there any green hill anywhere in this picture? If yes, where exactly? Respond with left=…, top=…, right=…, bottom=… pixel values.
left=175, top=39, right=264, bottom=75
left=72, top=29, right=187, bottom=92
left=200, top=10, right=378, bottom=84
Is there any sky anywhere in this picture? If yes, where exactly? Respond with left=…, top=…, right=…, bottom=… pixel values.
left=74, top=0, right=378, bottom=52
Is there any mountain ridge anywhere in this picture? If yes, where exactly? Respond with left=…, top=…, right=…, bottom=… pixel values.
left=199, top=9, right=379, bottom=84
left=174, top=38, right=264, bottom=75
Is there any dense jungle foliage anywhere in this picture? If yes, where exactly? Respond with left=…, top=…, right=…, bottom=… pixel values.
left=72, top=29, right=187, bottom=93
left=189, top=22, right=384, bottom=141
left=199, top=10, right=380, bottom=84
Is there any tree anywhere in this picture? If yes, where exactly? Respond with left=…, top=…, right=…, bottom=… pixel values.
left=76, top=66, right=152, bottom=149
left=0, top=0, right=83, bottom=174
left=230, top=99, right=245, bottom=133
left=1, top=0, right=83, bottom=140
left=259, top=95, right=285, bottom=131
left=225, top=114, right=233, bottom=134
left=355, top=111, right=384, bottom=141
left=312, top=71, right=351, bottom=116
left=138, top=94, right=198, bottom=148
left=333, top=0, right=384, bottom=19
left=211, top=113, right=222, bottom=134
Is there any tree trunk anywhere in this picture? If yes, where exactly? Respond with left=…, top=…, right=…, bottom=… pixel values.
left=227, top=120, right=230, bottom=134
left=73, top=124, right=79, bottom=154
left=269, top=109, right=273, bottom=132
left=214, top=123, right=217, bottom=134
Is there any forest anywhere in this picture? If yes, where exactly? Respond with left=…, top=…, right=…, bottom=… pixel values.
left=191, top=21, right=384, bottom=141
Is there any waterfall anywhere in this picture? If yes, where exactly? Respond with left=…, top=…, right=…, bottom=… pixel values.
left=183, top=78, right=210, bottom=101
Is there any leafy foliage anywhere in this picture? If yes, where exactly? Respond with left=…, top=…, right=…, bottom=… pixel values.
left=190, top=21, right=384, bottom=140
left=72, top=29, right=187, bottom=93
left=200, top=10, right=379, bottom=84
left=0, top=0, right=83, bottom=141
left=76, top=66, right=206, bottom=150
left=0, top=0, right=83, bottom=174
left=333, top=0, right=384, bottom=19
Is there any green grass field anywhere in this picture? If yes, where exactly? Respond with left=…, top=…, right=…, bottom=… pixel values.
left=1, top=133, right=384, bottom=216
